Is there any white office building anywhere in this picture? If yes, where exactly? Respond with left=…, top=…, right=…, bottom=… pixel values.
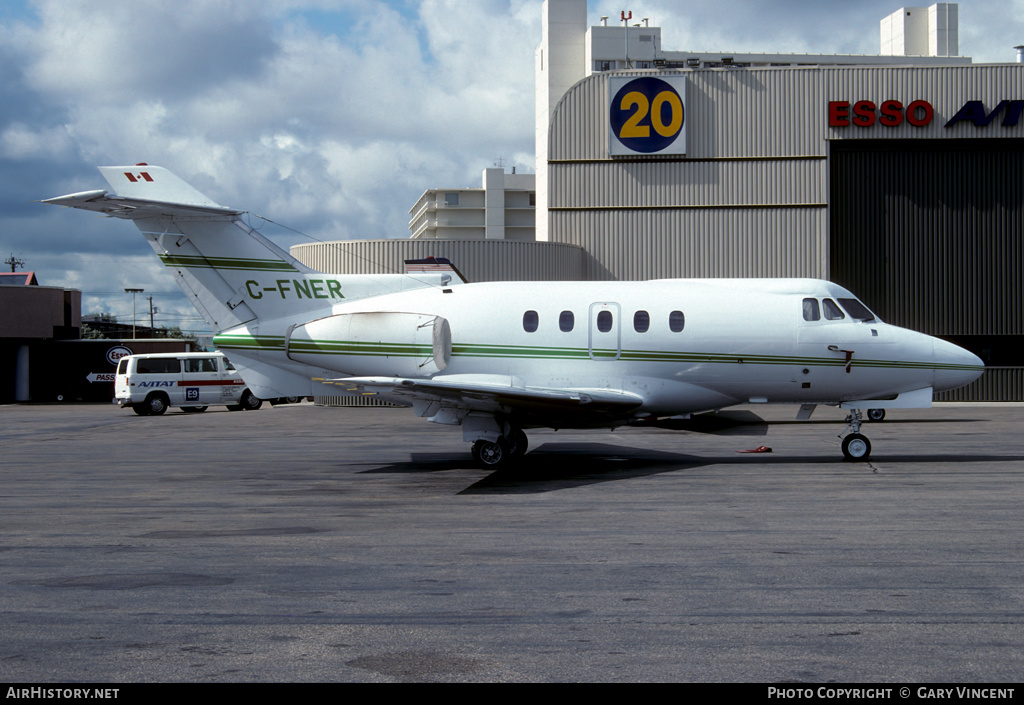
left=409, top=168, right=536, bottom=241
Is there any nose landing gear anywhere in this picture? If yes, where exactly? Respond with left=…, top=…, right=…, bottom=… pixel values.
left=840, top=409, right=872, bottom=460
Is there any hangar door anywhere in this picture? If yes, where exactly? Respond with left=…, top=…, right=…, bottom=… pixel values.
left=829, top=138, right=1024, bottom=400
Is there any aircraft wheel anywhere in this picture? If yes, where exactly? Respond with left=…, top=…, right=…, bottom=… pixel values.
left=472, top=439, right=510, bottom=469
left=144, top=393, right=168, bottom=416
left=507, top=428, right=529, bottom=458
left=867, top=408, right=886, bottom=422
left=842, top=433, right=871, bottom=461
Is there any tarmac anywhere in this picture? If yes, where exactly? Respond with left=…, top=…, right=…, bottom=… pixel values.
left=1, top=401, right=1022, bottom=683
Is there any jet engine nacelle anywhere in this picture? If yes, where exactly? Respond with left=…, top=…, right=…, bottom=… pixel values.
left=285, top=311, right=452, bottom=378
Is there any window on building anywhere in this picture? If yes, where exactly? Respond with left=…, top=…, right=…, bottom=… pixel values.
left=444, top=192, right=459, bottom=207
left=523, top=310, right=538, bottom=332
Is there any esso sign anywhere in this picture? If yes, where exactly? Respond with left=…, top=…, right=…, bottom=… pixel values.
left=829, top=99, right=1024, bottom=129
left=828, top=100, right=934, bottom=128
left=106, top=345, right=133, bottom=365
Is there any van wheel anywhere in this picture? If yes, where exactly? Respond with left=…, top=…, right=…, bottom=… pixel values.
left=144, top=393, right=168, bottom=416
left=132, top=404, right=150, bottom=416
left=241, top=391, right=263, bottom=411
left=182, top=406, right=208, bottom=413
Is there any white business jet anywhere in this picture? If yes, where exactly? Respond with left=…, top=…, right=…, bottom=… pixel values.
left=45, top=165, right=984, bottom=466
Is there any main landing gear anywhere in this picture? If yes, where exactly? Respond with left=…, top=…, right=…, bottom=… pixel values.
left=840, top=409, right=872, bottom=461
left=470, top=427, right=529, bottom=469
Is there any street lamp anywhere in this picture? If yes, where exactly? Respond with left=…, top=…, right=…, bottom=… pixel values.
left=125, top=288, right=144, bottom=339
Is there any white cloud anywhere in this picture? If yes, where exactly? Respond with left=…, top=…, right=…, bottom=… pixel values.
left=3, top=0, right=1021, bottom=333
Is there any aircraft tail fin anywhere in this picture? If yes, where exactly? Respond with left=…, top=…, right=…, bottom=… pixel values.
left=44, top=165, right=427, bottom=334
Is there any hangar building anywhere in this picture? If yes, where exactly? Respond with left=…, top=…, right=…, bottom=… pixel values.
left=294, top=1, right=1021, bottom=401
left=532, top=0, right=1022, bottom=400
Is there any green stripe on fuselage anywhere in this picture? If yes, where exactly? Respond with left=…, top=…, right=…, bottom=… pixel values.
left=210, top=335, right=981, bottom=373
left=159, top=254, right=297, bottom=272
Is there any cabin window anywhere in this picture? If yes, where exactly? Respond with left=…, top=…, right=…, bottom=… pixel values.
left=596, top=310, right=613, bottom=332
left=823, top=299, right=845, bottom=320
left=523, top=310, right=539, bottom=332
left=633, top=310, right=650, bottom=333
left=669, top=310, right=685, bottom=332
left=559, top=310, right=574, bottom=332
left=838, top=298, right=876, bottom=322
left=802, top=298, right=820, bottom=321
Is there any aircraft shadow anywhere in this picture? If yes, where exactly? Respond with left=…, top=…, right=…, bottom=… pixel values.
left=633, top=409, right=769, bottom=435
left=362, top=442, right=1024, bottom=495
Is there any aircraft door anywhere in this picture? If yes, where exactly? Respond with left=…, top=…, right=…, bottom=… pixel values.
left=588, top=302, right=621, bottom=360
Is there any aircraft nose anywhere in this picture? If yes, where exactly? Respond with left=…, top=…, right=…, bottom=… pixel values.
left=931, top=337, right=984, bottom=393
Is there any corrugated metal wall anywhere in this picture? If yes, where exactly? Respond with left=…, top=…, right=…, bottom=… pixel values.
left=291, top=239, right=586, bottom=282
left=552, top=207, right=828, bottom=281
left=545, top=64, right=1024, bottom=399
left=548, top=66, right=1024, bottom=282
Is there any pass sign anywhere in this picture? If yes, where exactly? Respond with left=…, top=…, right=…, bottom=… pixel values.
left=609, top=75, right=686, bottom=156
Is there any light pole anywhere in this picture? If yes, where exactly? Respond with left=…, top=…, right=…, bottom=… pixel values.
left=125, top=288, right=144, bottom=339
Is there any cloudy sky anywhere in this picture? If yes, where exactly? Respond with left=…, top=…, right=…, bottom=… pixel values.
left=2, top=0, right=1021, bottom=333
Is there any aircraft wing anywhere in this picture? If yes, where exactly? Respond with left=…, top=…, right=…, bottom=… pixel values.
left=333, top=375, right=644, bottom=426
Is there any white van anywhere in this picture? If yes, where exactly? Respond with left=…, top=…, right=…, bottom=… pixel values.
left=114, top=352, right=262, bottom=415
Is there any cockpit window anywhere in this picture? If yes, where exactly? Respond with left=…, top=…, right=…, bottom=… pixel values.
left=823, top=299, right=845, bottom=320
left=802, top=298, right=820, bottom=321
left=838, top=298, right=876, bottom=322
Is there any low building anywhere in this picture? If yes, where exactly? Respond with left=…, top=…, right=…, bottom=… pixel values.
left=409, top=168, right=536, bottom=241
left=0, top=272, right=192, bottom=403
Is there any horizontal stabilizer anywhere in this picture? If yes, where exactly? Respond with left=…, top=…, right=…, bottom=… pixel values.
left=404, top=257, right=468, bottom=285
left=42, top=165, right=241, bottom=219
left=42, top=190, right=242, bottom=219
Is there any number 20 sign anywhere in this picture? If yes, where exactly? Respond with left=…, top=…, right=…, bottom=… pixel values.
left=608, top=75, right=686, bottom=156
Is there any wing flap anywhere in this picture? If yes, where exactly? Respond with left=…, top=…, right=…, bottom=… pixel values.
left=334, top=375, right=644, bottom=419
